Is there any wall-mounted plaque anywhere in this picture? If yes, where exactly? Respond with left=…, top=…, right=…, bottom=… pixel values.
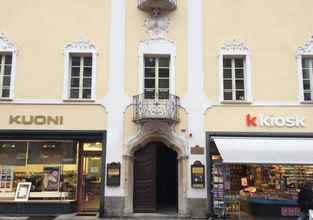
left=191, top=161, right=205, bottom=188
left=191, top=145, right=204, bottom=155
left=107, top=162, right=120, bottom=186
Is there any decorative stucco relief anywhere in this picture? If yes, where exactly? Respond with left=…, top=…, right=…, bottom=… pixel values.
left=297, top=35, right=313, bottom=55
left=0, top=33, right=16, bottom=52
left=144, top=9, right=170, bottom=39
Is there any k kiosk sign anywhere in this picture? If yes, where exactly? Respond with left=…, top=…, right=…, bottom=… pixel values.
left=246, top=114, right=305, bottom=128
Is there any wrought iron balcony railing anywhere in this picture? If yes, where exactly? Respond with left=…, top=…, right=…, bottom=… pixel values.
left=138, top=0, right=177, bottom=12
left=133, top=93, right=180, bottom=123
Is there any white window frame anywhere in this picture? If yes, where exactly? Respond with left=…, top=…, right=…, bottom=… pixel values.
left=63, top=40, right=97, bottom=101
left=0, top=33, right=17, bottom=100
left=219, top=40, right=252, bottom=103
left=139, top=39, right=176, bottom=96
left=296, top=36, right=313, bottom=103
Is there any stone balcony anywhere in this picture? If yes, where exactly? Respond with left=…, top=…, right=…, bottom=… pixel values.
left=133, top=93, right=180, bottom=123
left=138, top=0, right=177, bottom=12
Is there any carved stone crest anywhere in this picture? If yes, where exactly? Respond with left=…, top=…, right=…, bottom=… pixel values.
left=144, top=9, right=170, bottom=39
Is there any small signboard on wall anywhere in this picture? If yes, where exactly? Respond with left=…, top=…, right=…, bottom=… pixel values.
left=191, top=161, right=205, bottom=188
left=107, top=162, right=121, bottom=187
left=15, top=182, right=32, bottom=201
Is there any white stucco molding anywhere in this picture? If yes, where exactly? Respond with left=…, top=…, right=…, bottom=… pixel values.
left=0, top=33, right=17, bottom=100
left=296, top=35, right=313, bottom=103
left=63, top=40, right=97, bottom=100
left=297, top=36, right=313, bottom=55
left=138, top=38, right=176, bottom=94
left=219, top=39, right=252, bottom=103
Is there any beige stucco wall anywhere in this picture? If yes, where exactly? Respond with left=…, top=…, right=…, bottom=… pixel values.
left=205, top=105, right=313, bottom=133
left=0, top=104, right=107, bottom=130
left=203, top=0, right=313, bottom=102
left=125, top=0, right=187, bottom=97
left=0, top=0, right=110, bottom=99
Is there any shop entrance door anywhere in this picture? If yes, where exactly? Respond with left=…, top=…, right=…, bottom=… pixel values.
left=78, top=142, right=102, bottom=212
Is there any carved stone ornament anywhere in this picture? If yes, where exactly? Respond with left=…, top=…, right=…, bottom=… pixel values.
left=220, top=39, right=249, bottom=55
left=0, top=33, right=16, bottom=52
left=144, top=9, right=170, bottom=39
left=297, top=35, right=313, bottom=55
left=64, top=40, right=96, bottom=52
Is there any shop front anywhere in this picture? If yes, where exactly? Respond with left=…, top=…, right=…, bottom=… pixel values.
left=207, top=134, right=313, bottom=219
left=205, top=106, right=313, bottom=219
left=0, top=104, right=107, bottom=215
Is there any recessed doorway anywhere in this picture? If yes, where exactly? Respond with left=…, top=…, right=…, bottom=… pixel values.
left=133, top=142, right=178, bottom=213
left=78, top=142, right=102, bottom=212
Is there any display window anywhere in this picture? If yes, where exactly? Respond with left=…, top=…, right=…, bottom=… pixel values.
left=211, top=155, right=309, bottom=218
left=0, top=141, right=78, bottom=202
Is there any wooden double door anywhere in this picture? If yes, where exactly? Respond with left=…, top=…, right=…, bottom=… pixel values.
left=133, top=142, right=178, bottom=213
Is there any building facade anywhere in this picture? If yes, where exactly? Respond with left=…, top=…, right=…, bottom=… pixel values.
left=0, top=0, right=313, bottom=219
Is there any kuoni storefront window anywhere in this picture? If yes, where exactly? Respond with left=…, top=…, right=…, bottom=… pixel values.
left=0, top=141, right=78, bottom=201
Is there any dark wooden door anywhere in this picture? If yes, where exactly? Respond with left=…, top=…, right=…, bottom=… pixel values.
left=133, top=143, right=157, bottom=212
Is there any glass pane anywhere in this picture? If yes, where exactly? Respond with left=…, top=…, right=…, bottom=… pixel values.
left=70, top=89, right=79, bottom=99
left=83, top=143, right=102, bottom=152
left=223, top=68, right=232, bottom=78
left=236, top=90, right=245, bottom=100
left=303, top=69, right=310, bottom=79
left=84, top=57, right=92, bottom=66
left=82, top=89, right=91, bottom=99
left=3, top=76, right=11, bottom=87
left=223, top=80, right=232, bottom=89
left=0, top=142, right=27, bottom=166
left=223, top=92, right=232, bottom=100
left=303, top=80, right=311, bottom=90
left=235, top=68, right=244, bottom=78
left=159, top=90, right=169, bottom=99
left=235, top=58, right=244, bottom=68
left=27, top=141, right=76, bottom=164
left=235, top=80, right=244, bottom=89
left=4, top=66, right=11, bottom=75
left=144, top=79, right=155, bottom=88
left=71, top=67, right=80, bottom=76
left=302, top=58, right=311, bottom=68
left=2, top=89, right=9, bottom=98
left=70, top=78, right=80, bottom=88
left=83, top=67, right=92, bottom=77
left=83, top=78, right=92, bottom=87
left=159, top=68, right=169, bottom=77
left=71, top=56, right=81, bottom=66
left=304, top=92, right=312, bottom=101
left=144, top=67, right=155, bottom=77
left=5, top=55, right=12, bottom=65
left=144, top=90, right=155, bottom=99
left=83, top=157, right=101, bottom=210
left=144, top=57, right=155, bottom=67
left=159, top=57, right=170, bottom=67
left=159, top=79, right=169, bottom=88
left=223, top=58, right=232, bottom=68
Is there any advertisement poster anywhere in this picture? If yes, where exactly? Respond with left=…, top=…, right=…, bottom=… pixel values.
left=0, top=167, right=13, bottom=192
left=15, top=182, right=31, bottom=201
left=43, top=166, right=60, bottom=191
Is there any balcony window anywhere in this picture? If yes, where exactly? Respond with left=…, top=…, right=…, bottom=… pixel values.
left=144, top=56, right=170, bottom=100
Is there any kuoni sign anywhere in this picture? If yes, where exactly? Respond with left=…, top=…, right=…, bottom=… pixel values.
left=246, top=114, right=305, bottom=128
